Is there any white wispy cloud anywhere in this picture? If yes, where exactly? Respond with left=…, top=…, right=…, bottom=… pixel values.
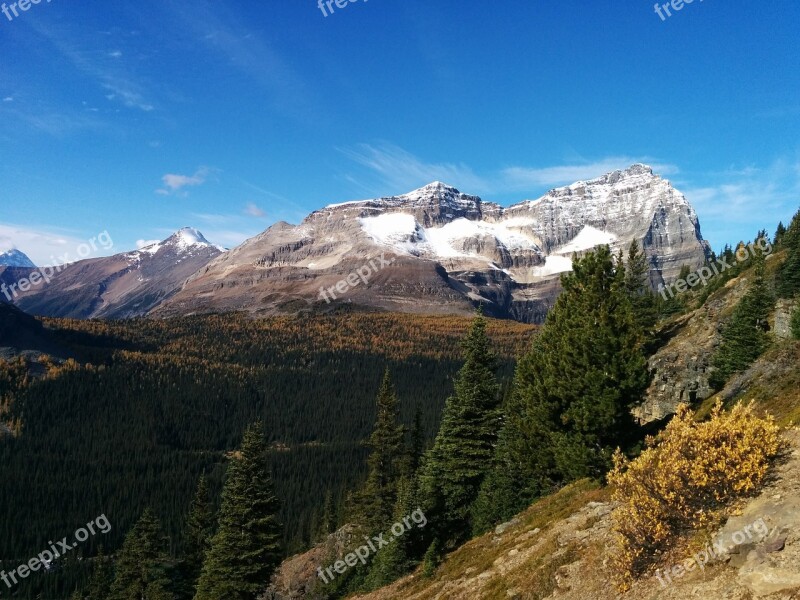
left=158, top=1, right=310, bottom=116
left=103, top=82, right=154, bottom=112
left=501, top=158, right=679, bottom=190
left=24, top=19, right=157, bottom=114
left=136, top=239, right=160, bottom=249
left=339, top=143, right=489, bottom=195
left=680, top=159, right=800, bottom=249
left=157, top=167, right=212, bottom=195
left=340, top=143, right=677, bottom=197
left=244, top=203, right=266, bottom=218
left=0, top=104, right=105, bottom=137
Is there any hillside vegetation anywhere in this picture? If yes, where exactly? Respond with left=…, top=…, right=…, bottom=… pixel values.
left=0, top=312, right=533, bottom=599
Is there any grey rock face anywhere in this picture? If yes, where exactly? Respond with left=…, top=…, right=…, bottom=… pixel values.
left=158, top=165, right=711, bottom=323
left=774, top=299, right=798, bottom=339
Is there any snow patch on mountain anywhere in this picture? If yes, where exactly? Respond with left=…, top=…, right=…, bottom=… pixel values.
left=556, top=226, right=617, bottom=254
left=0, top=249, right=36, bottom=268
left=134, top=228, right=224, bottom=258
left=531, top=256, right=573, bottom=277
left=359, top=213, right=419, bottom=244
left=359, top=214, right=541, bottom=260
left=174, top=227, right=211, bottom=249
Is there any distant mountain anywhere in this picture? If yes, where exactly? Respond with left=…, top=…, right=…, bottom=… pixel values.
left=0, top=249, right=35, bottom=268
left=11, top=228, right=224, bottom=319
left=155, top=165, right=711, bottom=323
left=5, top=166, right=711, bottom=323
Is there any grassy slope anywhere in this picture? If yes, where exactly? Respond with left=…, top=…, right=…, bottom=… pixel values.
left=351, top=480, right=606, bottom=600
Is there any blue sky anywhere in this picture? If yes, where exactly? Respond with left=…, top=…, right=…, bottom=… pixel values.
left=0, top=0, right=798, bottom=265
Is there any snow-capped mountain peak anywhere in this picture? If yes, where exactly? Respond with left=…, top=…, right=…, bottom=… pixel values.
left=136, top=228, right=224, bottom=256
left=0, top=248, right=36, bottom=268
left=171, top=227, right=213, bottom=250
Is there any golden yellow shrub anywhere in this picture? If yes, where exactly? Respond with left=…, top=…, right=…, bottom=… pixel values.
left=608, top=400, right=783, bottom=588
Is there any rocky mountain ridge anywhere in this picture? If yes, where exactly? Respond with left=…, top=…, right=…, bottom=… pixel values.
left=156, top=164, right=710, bottom=322
left=9, top=227, right=223, bottom=319
left=3, top=165, right=710, bottom=322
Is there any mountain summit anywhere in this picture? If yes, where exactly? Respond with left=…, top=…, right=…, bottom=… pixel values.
left=155, top=165, right=710, bottom=322
left=0, top=249, right=36, bottom=268
left=137, top=227, right=223, bottom=255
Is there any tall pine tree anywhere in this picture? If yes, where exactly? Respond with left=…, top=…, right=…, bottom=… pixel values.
left=364, top=474, right=418, bottom=588
left=777, top=209, right=800, bottom=299
left=471, top=378, right=554, bottom=534
left=358, top=368, right=406, bottom=534
left=512, top=246, right=649, bottom=483
left=623, top=240, right=659, bottom=339
left=194, top=423, right=282, bottom=600
left=316, top=489, right=338, bottom=541
left=71, top=546, right=113, bottom=600
left=418, top=313, right=501, bottom=550
left=109, top=510, right=174, bottom=600
left=710, top=250, right=774, bottom=389
left=775, top=221, right=787, bottom=246
left=178, top=475, right=213, bottom=597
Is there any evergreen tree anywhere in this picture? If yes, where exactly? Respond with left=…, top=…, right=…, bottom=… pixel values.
left=70, top=547, right=114, bottom=600
left=316, top=489, right=338, bottom=540
left=777, top=209, right=800, bottom=298
left=418, top=313, right=501, bottom=550
left=710, top=251, right=774, bottom=389
left=623, top=240, right=659, bottom=339
left=194, top=423, right=282, bottom=600
left=775, top=221, right=787, bottom=246
left=406, top=403, right=425, bottom=476
left=471, top=379, right=553, bottom=534
left=678, top=264, right=692, bottom=281
left=359, top=369, right=406, bottom=533
left=86, top=546, right=113, bottom=600
left=513, top=246, right=649, bottom=482
left=364, top=474, right=417, bottom=588
left=109, top=510, right=174, bottom=600
left=180, top=475, right=213, bottom=597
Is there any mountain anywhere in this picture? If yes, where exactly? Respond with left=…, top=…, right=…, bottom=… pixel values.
left=0, top=249, right=36, bottom=268
left=155, top=164, right=710, bottom=323
left=10, top=228, right=224, bottom=319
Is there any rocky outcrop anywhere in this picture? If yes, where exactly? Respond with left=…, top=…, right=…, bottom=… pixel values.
left=635, top=253, right=794, bottom=424
left=261, top=524, right=360, bottom=600
left=775, top=299, right=798, bottom=339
